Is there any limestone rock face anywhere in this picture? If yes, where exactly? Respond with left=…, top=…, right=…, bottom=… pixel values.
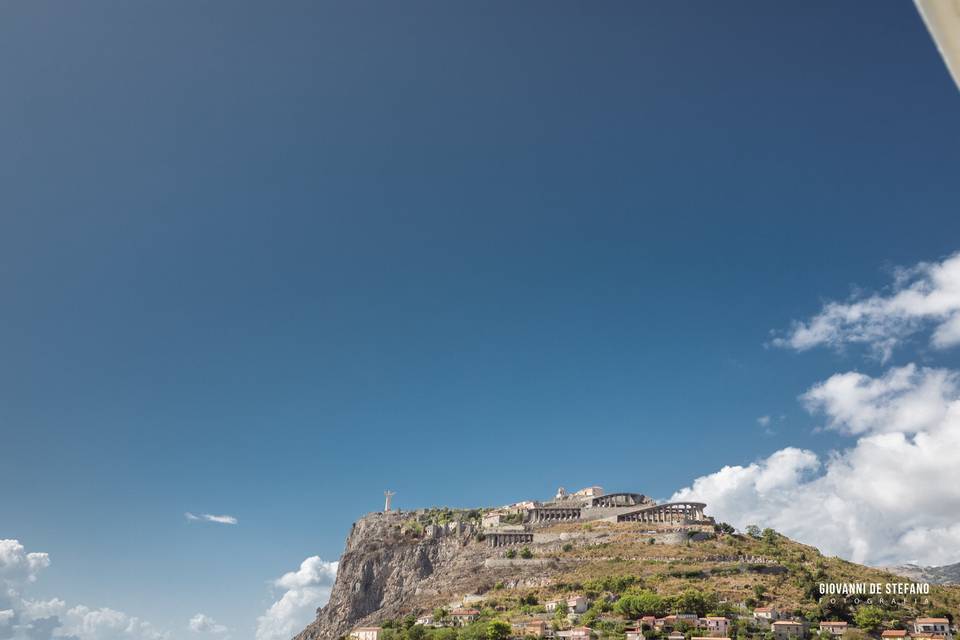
left=292, top=513, right=496, bottom=640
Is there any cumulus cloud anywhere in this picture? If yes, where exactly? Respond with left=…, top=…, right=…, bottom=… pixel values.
left=189, top=613, right=228, bottom=635
left=0, top=539, right=169, bottom=640
left=184, top=513, right=238, bottom=525
left=672, top=364, right=960, bottom=566
left=255, top=557, right=338, bottom=640
left=0, top=540, right=50, bottom=588
left=772, top=251, right=960, bottom=360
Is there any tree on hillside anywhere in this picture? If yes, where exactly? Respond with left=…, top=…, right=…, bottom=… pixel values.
left=615, top=590, right=665, bottom=618
left=488, top=620, right=511, bottom=640
left=408, top=625, right=426, bottom=640
left=746, top=525, right=761, bottom=539
left=460, top=621, right=490, bottom=640
left=853, top=607, right=885, bottom=634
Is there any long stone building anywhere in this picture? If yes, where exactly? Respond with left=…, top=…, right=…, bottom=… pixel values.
left=484, top=486, right=714, bottom=546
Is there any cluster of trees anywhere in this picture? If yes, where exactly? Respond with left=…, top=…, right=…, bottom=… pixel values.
left=613, top=588, right=734, bottom=619
left=504, top=547, right=535, bottom=559
left=378, top=618, right=511, bottom=640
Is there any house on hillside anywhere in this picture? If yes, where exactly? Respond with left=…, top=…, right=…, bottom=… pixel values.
left=703, top=616, right=730, bottom=636
left=820, top=621, right=849, bottom=636
left=566, top=596, right=590, bottom=614
left=754, top=607, right=779, bottom=624
left=350, top=628, right=382, bottom=640
left=556, top=627, right=593, bottom=640
left=915, top=619, right=952, bottom=638
left=512, top=620, right=549, bottom=638
left=772, top=620, right=805, bottom=640
left=450, top=609, right=480, bottom=626
left=882, top=631, right=909, bottom=640
left=656, top=615, right=677, bottom=632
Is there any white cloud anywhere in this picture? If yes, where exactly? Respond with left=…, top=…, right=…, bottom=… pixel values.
left=801, top=364, right=957, bottom=435
left=189, top=613, right=228, bottom=635
left=756, top=415, right=771, bottom=427
left=773, top=251, right=960, bottom=360
left=185, top=513, right=238, bottom=525
left=0, top=539, right=170, bottom=640
left=61, top=605, right=169, bottom=640
left=255, top=557, right=338, bottom=640
left=672, top=364, right=960, bottom=567
left=0, top=539, right=50, bottom=585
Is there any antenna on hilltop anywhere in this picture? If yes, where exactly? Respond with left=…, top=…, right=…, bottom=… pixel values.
left=384, top=490, right=395, bottom=512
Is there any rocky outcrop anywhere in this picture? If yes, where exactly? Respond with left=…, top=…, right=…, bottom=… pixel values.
left=883, top=561, right=960, bottom=585
left=293, top=512, right=520, bottom=640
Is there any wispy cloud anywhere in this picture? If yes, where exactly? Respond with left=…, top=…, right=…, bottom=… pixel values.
left=189, top=613, right=229, bottom=635
left=771, top=251, right=960, bottom=361
left=185, top=512, right=238, bottom=525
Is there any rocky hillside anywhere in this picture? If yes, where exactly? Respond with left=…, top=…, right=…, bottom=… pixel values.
left=293, top=510, right=960, bottom=640
left=884, top=562, right=960, bottom=585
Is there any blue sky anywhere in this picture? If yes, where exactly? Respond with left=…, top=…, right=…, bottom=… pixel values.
left=2, top=2, right=959, bottom=640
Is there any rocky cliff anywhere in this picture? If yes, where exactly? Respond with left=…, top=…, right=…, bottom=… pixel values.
left=294, top=511, right=545, bottom=640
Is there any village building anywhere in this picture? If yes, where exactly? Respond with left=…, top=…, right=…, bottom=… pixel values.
left=772, top=620, right=805, bottom=640
left=882, top=631, right=909, bottom=639
left=512, top=620, right=548, bottom=638
left=656, top=615, right=677, bottom=632
left=674, top=613, right=697, bottom=625
left=566, top=596, right=590, bottom=614
left=350, top=627, right=382, bottom=640
left=754, top=607, right=779, bottom=623
left=667, top=632, right=686, bottom=640
left=820, top=622, right=848, bottom=637
left=415, top=615, right=434, bottom=627
left=450, top=609, right=480, bottom=626
left=703, top=616, right=730, bottom=636
left=482, top=510, right=508, bottom=529
left=639, top=616, right=657, bottom=629
left=915, top=619, right=952, bottom=637
left=556, top=627, right=593, bottom=640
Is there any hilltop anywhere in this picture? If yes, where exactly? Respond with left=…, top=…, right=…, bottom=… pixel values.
left=293, top=489, right=960, bottom=640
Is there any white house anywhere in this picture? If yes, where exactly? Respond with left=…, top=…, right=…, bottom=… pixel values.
left=915, top=619, right=951, bottom=637
left=754, top=607, right=778, bottom=623
left=350, top=628, right=382, bottom=640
